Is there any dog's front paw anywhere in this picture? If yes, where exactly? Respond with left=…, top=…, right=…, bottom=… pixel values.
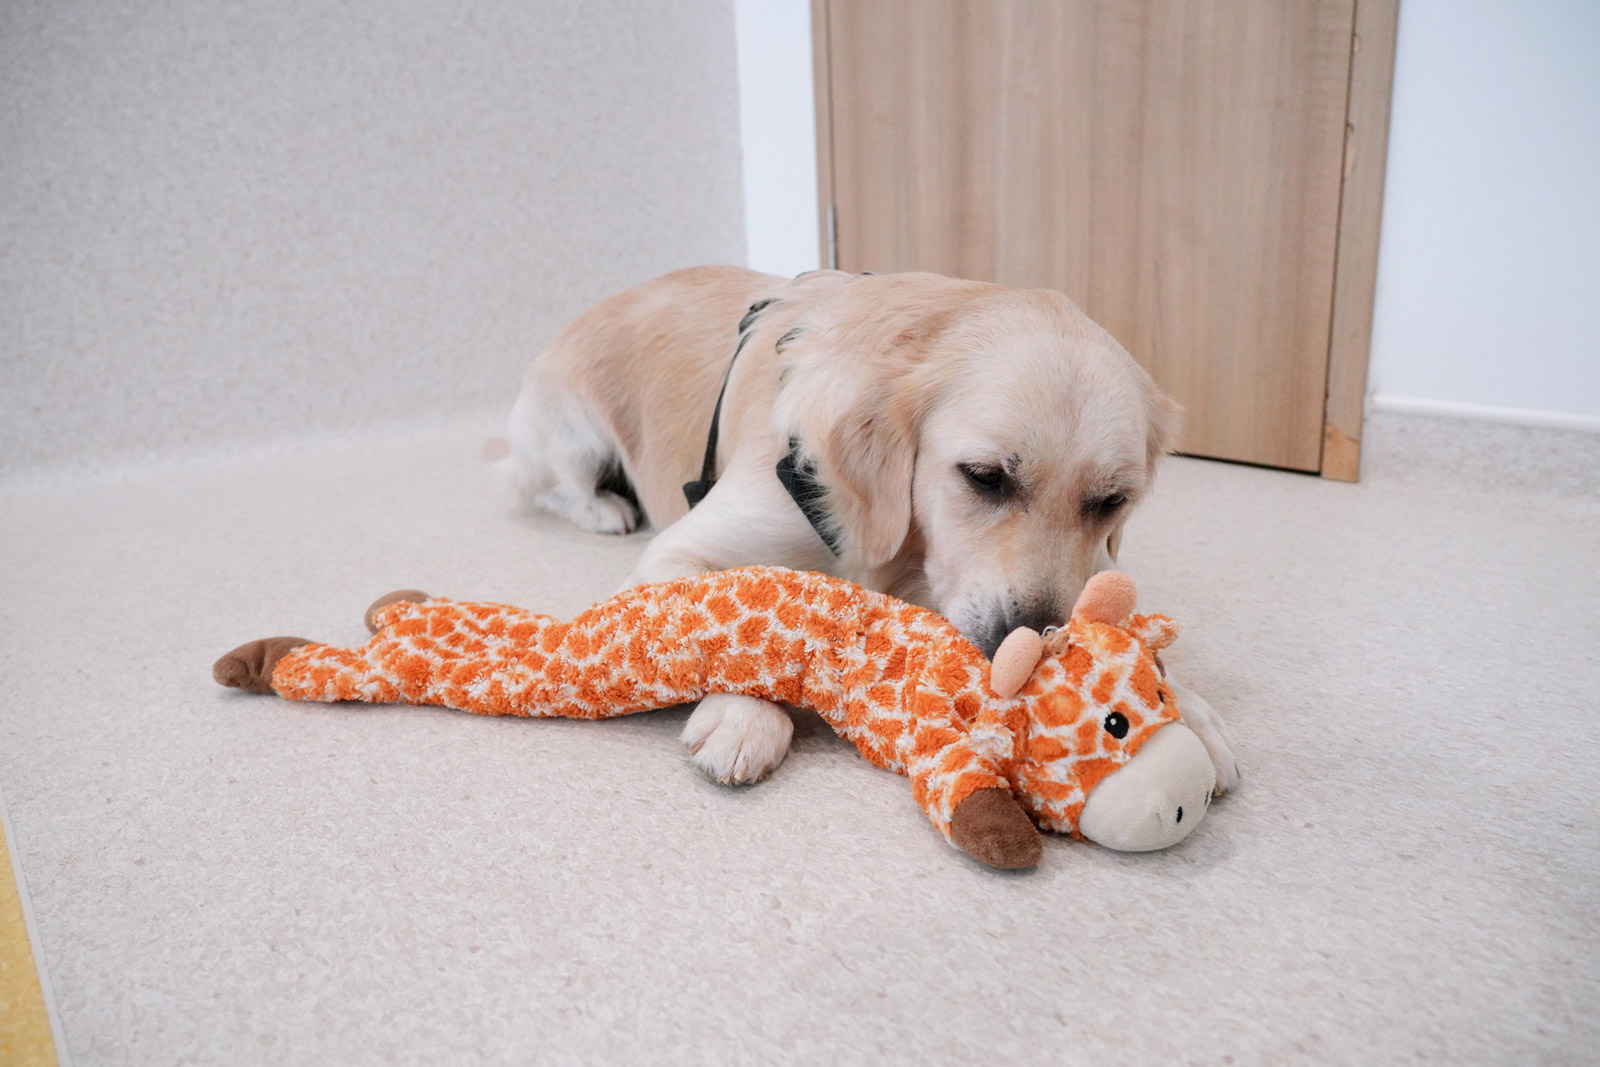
left=1168, top=677, right=1241, bottom=796
left=682, top=693, right=795, bottom=785
left=1203, top=731, right=1241, bottom=797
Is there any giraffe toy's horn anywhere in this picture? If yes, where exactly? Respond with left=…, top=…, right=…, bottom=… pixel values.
left=989, top=627, right=1044, bottom=698
left=1073, top=571, right=1138, bottom=625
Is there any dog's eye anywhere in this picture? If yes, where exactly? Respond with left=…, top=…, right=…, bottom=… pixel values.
left=1083, top=492, right=1128, bottom=520
left=960, top=464, right=1008, bottom=497
left=1103, top=711, right=1129, bottom=739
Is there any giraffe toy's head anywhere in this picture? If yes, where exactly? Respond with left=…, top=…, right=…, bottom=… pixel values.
left=986, top=571, right=1217, bottom=852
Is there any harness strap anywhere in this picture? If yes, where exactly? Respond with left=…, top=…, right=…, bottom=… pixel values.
left=681, top=298, right=773, bottom=509
left=776, top=440, right=842, bottom=555
left=681, top=298, right=843, bottom=557
left=680, top=366, right=731, bottom=509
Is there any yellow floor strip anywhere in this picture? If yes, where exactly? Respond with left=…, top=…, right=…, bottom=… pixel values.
left=0, top=808, right=59, bottom=1067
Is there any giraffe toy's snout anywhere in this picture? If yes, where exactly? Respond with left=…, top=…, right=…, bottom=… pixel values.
left=1076, top=723, right=1216, bottom=851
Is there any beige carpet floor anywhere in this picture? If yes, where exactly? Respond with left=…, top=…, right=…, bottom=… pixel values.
left=1, top=412, right=1597, bottom=1065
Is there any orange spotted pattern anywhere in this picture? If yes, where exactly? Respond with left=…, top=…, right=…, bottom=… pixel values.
left=268, top=566, right=1183, bottom=844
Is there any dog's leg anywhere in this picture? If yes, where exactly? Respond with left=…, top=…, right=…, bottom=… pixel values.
left=628, top=465, right=837, bottom=584
left=1167, top=675, right=1240, bottom=796
left=627, top=470, right=836, bottom=782
left=630, top=498, right=809, bottom=783
left=508, top=380, right=640, bottom=535
left=680, top=692, right=796, bottom=784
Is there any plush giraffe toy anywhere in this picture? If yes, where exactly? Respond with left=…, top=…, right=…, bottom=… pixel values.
left=213, top=567, right=1216, bottom=868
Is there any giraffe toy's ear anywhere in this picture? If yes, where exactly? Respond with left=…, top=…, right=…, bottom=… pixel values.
left=1073, top=571, right=1138, bottom=625
left=990, top=627, right=1045, bottom=698
left=1129, top=613, right=1181, bottom=652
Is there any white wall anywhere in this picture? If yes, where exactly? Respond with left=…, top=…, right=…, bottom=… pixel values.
left=1367, top=0, right=1600, bottom=428
left=734, top=0, right=821, bottom=278
left=734, top=0, right=1600, bottom=428
left=1, top=0, right=745, bottom=471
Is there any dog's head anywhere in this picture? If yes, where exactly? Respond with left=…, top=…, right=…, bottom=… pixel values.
left=773, top=273, right=1177, bottom=658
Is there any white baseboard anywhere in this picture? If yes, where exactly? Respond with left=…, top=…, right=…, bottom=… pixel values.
left=1368, top=395, right=1600, bottom=434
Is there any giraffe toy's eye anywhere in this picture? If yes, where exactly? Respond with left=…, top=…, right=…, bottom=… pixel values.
left=1103, top=711, right=1129, bottom=739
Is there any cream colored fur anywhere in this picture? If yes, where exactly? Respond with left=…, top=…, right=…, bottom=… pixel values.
left=509, top=266, right=1238, bottom=791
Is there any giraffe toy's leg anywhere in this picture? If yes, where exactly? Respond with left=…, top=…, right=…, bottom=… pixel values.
left=949, top=789, right=1044, bottom=870
left=216, top=594, right=566, bottom=713
left=213, top=637, right=313, bottom=694
left=214, top=591, right=431, bottom=697
left=364, top=589, right=431, bottom=633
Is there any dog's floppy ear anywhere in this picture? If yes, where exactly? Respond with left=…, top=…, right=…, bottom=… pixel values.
left=772, top=308, right=951, bottom=567
left=1105, top=526, right=1124, bottom=563
left=1144, top=384, right=1182, bottom=470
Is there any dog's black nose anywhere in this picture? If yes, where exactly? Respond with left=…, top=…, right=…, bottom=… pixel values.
left=971, top=597, right=1063, bottom=660
left=972, top=621, right=1008, bottom=661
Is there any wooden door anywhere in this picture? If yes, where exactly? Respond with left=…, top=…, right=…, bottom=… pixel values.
left=814, top=0, right=1397, bottom=477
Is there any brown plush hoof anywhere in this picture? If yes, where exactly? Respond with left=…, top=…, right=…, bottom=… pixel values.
left=950, top=787, right=1043, bottom=869
left=213, top=637, right=311, bottom=694
left=364, top=589, right=430, bottom=632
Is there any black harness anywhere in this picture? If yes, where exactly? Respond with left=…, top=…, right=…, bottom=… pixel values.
left=681, top=300, right=842, bottom=556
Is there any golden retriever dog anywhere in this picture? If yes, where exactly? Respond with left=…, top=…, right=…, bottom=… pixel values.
left=510, top=266, right=1238, bottom=790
